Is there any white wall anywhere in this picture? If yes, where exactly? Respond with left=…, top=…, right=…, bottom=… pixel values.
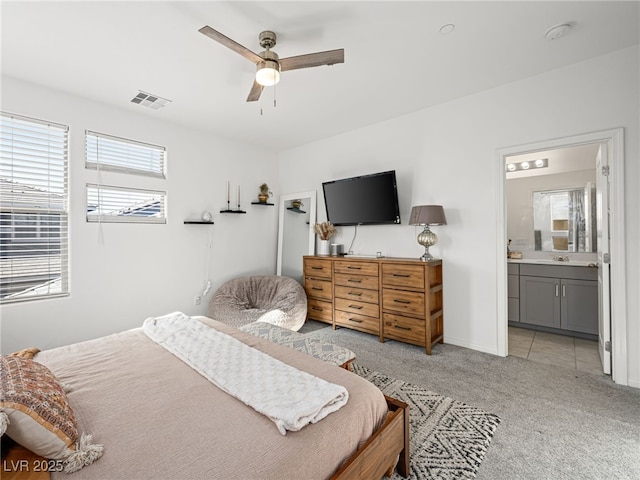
left=277, top=46, right=640, bottom=387
left=1, top=77, right=279, bottom=352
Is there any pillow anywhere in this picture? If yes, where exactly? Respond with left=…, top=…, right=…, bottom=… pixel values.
left=0, top=355, right=103, bottom=473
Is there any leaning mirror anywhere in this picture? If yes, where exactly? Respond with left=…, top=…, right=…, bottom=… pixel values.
left=276, top=191, right=316, bottom=282
left=532, top=186, right=596, bottom=252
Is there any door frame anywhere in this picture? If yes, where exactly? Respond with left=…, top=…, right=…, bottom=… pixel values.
left=495, top=128, right=627, bottom=386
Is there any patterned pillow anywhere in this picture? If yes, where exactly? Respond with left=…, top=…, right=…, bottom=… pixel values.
left=0, top=355, right=103, bottom=472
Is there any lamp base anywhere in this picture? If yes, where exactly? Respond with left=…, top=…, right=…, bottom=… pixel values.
left=419, top=249, right=435, bottom=262
left=417, top=226, right=437, bottom=262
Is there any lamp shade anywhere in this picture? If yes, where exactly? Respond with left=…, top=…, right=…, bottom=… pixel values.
left=409, top=205, right=447, bottom=226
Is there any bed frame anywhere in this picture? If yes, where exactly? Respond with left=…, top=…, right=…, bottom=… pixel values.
left=331, top=395, right=410, bottom=479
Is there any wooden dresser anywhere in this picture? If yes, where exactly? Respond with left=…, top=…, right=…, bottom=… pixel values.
left=303, top=255, right=444, bottom=354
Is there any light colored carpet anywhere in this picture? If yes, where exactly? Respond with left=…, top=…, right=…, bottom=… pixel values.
left=300, top=321, right=640, bottom=480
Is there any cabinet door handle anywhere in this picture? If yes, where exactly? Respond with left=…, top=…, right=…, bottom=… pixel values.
left=394, top=299, right=411, bottom=304
left=555, top=284, right=559, bottom=297
left=348, top=304, right=363, bottom=310
left=348, top=278, right=362, bottom=283
left=562, top=284, right=566, bottom=297
left=348, top=318, right=363, bottom=323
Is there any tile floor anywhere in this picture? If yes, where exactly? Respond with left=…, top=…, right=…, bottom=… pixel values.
left=508, top=326, right=603, bottom=375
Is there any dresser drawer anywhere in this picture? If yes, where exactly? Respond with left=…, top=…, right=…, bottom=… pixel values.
left=335, top=310, right=379, bottom=335
left=335, top=285, right=379, bottom=304
left=382, top=264, right=425, bottom=289
left=304, top=278, right=332, bottom=300
left=335, top=273, right=379, bottom=290
left=335, top=297, right=379, bottom=318
left=304, top=258, right=333, bottom=279
left=383, top=313, right=425, bottom=346
left=382, top=289, right=425, bottom=316
left=334, top=261, right=379, bottom=276
left=307, top=298, right=332, bottom=322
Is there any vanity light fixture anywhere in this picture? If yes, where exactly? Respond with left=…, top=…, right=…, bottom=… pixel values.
left=409, top=205, right=447, bottom=261
left=506, top=158, right=548, bottom=172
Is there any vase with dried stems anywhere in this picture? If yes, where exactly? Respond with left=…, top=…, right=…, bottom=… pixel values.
left=314, top=222, right=336, bottom=255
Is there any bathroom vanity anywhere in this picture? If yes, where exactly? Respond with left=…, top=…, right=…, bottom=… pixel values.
left=508, top=259, right=598, bottom=339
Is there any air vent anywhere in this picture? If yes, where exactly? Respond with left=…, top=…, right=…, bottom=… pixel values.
left=130, top=91, right=171, bottom=110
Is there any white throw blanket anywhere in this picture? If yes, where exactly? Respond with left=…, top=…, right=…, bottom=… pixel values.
left=143, top=312, right=348, bottom=435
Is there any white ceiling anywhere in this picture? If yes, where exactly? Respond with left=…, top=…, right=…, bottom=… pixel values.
left=2, top=1, right=639, bottom=150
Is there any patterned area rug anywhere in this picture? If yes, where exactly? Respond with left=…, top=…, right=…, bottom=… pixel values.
left=352, top=364, right=501, bottom=480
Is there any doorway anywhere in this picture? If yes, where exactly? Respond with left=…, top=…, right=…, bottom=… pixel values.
left=496, top=129, right=628, bottom=386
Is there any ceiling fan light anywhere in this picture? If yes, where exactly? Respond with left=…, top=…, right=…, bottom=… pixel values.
left=256, top=60, right=280, bottom=86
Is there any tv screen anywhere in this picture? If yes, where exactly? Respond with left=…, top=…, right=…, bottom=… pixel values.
left=322, top=170, right=401, bottom=226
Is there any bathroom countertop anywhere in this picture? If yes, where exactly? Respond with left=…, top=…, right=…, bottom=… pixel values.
left=507, top=258, right=598, bottom=267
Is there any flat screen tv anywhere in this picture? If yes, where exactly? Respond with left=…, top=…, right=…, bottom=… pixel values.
left=322, top=170, right=401, bottom=226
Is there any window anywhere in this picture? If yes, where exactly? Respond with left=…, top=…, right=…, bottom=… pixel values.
left=85, top=130, right=165, bottom=178
left=85, top=130, right=167, bottom=224
left=86, top=184, right=166, bottom=223
left=0, top=112, right=69, bottom=303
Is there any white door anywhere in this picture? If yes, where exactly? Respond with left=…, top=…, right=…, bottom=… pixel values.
left=596, top=144, right=611, bottom=375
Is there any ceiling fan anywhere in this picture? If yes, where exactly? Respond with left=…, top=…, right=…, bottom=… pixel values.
left=199, top=25, right=345, bottom=102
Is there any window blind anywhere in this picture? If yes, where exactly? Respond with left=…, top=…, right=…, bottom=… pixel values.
left=87, top=184, right=166, bottom=223
left=86, top=130, right=165, bottom=178
left=0, top=112, right=69, bottom=303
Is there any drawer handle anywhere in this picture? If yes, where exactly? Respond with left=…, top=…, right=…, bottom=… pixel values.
left=393, top=273, right=410, bottom=278
left=394, top=325, right=412, bottom=331
left=348, top=291, right=362, bottom=296
left=348, top=318, right=363, bottom=324
left=393, top=299, right=411, bottom=304
left=311, top=286, right=323, bottom=291
left=348, top=304, right=363, bottom=310
left=347, top=266, right=362, bottom=270
left=311, top=306, right=323, bottom=311
left=311, top=266, right=323, bottom=270
left=348, top=279, right=362, bottom=283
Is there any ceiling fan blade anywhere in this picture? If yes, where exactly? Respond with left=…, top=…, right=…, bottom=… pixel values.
left=279, top=49, right=344, bottom=72
left=246, top=80, right=264, bottom=102
left=199, top=25, right=263, bottom=64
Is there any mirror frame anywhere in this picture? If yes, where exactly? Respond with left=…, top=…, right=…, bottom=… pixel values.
left=276, top=190, right=317, bottom=276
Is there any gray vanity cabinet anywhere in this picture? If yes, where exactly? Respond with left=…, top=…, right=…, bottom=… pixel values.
left=507, top=263, right=521, bottom=322
left=517, top=263, right=598, bottom=336
left=519, top=275, right=561, bottom=328
left=560, top=278, right=598, bottom=334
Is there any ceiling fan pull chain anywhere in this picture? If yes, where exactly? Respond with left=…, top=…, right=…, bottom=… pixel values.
left=273, top=82, right=277, bottom=108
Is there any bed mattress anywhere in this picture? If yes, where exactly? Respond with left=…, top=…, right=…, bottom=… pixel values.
left=34, top=317, right=388, bottom=480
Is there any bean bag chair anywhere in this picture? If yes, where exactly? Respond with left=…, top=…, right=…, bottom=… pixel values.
left=208, top=275, right=307, bottom=331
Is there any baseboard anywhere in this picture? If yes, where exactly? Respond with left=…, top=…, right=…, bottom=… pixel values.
left=444, top=336, right=499, bottom=356
left=627, top=377, right=640, bottom=389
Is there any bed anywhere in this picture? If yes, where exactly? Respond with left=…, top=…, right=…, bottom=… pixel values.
left=11, top=316, right=408, bottom=479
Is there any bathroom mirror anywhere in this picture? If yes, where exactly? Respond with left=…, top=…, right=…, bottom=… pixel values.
left=276, top=191, right=316, bottom=282
left=532, top=186, right=596, bottom=252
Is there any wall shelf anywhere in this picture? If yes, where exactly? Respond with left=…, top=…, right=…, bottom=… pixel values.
left=220, top=209, right=246, bottom=214
left=287, top=207, right=306, bottom=214
left=184, top=220, right=214, bottom=224
left=251, top=202, right=274, bottom=206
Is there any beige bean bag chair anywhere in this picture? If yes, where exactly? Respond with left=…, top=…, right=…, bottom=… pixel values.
left=208, top=275, right=307, bottom=331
